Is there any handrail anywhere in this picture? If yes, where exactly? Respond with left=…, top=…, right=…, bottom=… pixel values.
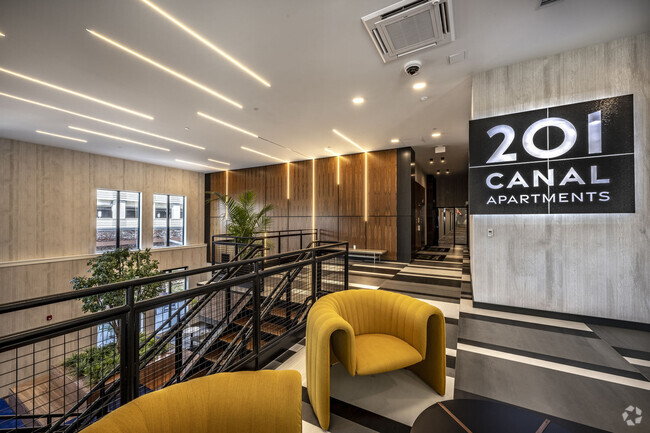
left=0, top=241, right=346, bottom=316
left=0, top=239, right=349, bottom=432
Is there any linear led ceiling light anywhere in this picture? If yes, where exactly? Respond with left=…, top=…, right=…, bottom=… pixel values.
left=0, top=32, right=5, bottom=38
left=175, top=159, right=224, bottom=170
left=36, top=130, right=87, bottom=143
left=207, top=158, right=230, bottom=166
left=197, top=111, right=257, bottom=138
left=332, top=129, right=366, bottom=152
left=139, top=0, right=270, bottom=87
left=241, top=146, right=286, bottom=163
left=0, top=66, right=153, bottom=119
left=86, top=29, right=242, bottom=109
left=0, top=92, right=203, bottom=149
left=324, top=147, right=339, bottom=156
left=68, top=126, right=170, bottom=151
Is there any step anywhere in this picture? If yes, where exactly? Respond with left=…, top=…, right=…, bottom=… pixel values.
left=219, top=331, right=267, bottom=351
left=204, top=348, right=224, bottom=363
left=247, top=305, right=300, bottom=320
left=234, top=317, right=286, bottom=336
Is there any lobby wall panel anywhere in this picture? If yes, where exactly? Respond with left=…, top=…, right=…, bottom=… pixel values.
left=265, top=164, right=289, bottom=217
left=0, top=139, right=207, bottom=316
left=315, top=157, right=338, bottom=217
left=316, top=217, right=339, bottom=242
left=367, top=217, right=397, bottom=260
left=469, top=33, right=649, bottom=323
left=227, top=169, right=246, bottom=199
left=368, top=150, right=397, bottom=217
left=339, top=217, right=366, bottom=250
left=244, top=167, right=266, bottom=209
left=289, top=160, right=312, bottom=217
left=338, top=153, right=365, bottom=217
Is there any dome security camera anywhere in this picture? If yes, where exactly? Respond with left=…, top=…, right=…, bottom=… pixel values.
left=404, top=60, right=422, bottom=76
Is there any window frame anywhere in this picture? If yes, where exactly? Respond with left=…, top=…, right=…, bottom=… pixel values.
left=153, top=194, right=186, bottom=248
left=96, top=189, right=142, bottom=252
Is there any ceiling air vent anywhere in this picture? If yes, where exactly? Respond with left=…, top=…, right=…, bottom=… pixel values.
left=539, top=0, right=562, bottom=7
left=362, top=0, right=455, bottom=63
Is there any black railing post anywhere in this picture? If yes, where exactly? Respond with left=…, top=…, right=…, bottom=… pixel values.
left=253, top=262, right=261, bottom=370
left=174, top=328, right=183, bottom=379
left=344, top=243, right=349, bottom=291
left=311, top=249, right=317, bottom=302
left=121, top=285, right=138, bottom=405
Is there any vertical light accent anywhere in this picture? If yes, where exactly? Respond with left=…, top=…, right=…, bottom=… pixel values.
left=225, top=170, right=229, bottom=219
left=336, top=156, right=340, bottom=185
left=312, top=158, right=316, bottom=233
left=364, top=152, right=368, bottom=222
left=286, top=162, right=290, bottom=200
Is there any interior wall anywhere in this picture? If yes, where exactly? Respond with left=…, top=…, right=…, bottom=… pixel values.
left=207, top=149, right=399, bottom=260
left=469, top=33, right=649, bottom=323
left=0, top=138, right=208, bottom=334
left=435, top=173, right=468, bottom=208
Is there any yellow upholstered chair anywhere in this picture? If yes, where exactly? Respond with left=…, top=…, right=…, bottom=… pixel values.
left=306, top=289, right=446, bottom=430
left=81, top=370, right=302, bottom=433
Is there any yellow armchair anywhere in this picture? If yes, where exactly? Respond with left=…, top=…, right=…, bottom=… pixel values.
left=80, top=370, right=302, bottom=433
left=306, top=289, right=446, bottom=430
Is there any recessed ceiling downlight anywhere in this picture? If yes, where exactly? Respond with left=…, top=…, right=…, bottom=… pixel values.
left=352, top=97, right=365, bottom=104
left=413, top=82, right=427, bottom=90
left=391, top=138, right=400, bottom=143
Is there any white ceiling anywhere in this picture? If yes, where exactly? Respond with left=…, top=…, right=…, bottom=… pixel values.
left=0, top=0, right=648, bottom=175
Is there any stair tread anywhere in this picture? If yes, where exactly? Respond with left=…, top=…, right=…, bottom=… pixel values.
left=234, top=316, right=286, bottom=336
left=219, top=331, right=268, bottom=350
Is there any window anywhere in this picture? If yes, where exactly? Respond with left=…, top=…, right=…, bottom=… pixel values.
left=153, top=194, right=186, bottom=247
left=96, top=189, right=141, bottom=252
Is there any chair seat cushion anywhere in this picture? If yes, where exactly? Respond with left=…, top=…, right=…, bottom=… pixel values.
left=354, top=333, right=423, bottom=375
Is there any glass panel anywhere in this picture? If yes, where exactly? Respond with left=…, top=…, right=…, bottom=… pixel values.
left=169, top=195, right=185, bottom=246
left=153, top=194, right=168, bottom=247
left=120, top=191, right=140, bottom=250
left=454, top=208, right=468, bottom=245
left=155, top=277, right=187, bottom=331
left=437, top=208, right=455, bottom=245
left=96, top=189, right=117, bottom=252
left=97, top=323, right=116, bottom=348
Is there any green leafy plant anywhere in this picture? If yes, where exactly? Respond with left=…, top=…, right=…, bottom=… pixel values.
left=70, top=248, right=163, bottom=351
left=207, top=190, right=273, bottom=239
left=63, top=335, right=161, bottom=386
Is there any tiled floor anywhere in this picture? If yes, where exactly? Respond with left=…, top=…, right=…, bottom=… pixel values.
left=265, top=246, right=650, bottom=433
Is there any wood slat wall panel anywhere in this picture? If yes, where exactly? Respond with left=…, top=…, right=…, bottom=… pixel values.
left=338, top=153, right=364, bottom=217
left=265, top=164, right=289, bottom=217
left=244, top=167, right=266, bottom=210
left=339, top=217, right=366, bottom=250
left=228, top=169, right=246, bottom=199
left=315, top=157, right=338, bottom=217
left=289, top=160, right=312, bottom=217
left=368, top=150, right=397, bottom=216
left=316, top=217, right=339, bottom=242
left=367, top=217, right=397, bottom=260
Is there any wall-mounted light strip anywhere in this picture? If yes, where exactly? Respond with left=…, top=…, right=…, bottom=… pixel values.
left=241, top=146, right=286, bottom=163
left=364, top=152, right=368, bottom=222
left=337, top=156, right=340, bottom=186
left=0, top=92, right=204, bottom=149
left=175, top=159, right=224, bottom=170
left=208, top=158, right=230, bottom=166
left=0, top=66, right=153, bottom=119
left=86, top=29, right=242, bottom=109
left=332, top=129, right=366, bottom=152
left=68, top=126, right=170, bottom=151
left=139, top=0, right=270, bottom=88
left=286, top=162, right=290, bottom=200
left=225, top=170, right=229, bottom=218
left=36, top=130, right=87, bottom=143
left=197, top=112, right=257, bottom=138
left=312, top=158, right=316, bottom=232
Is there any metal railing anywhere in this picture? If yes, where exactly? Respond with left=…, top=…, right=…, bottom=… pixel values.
left=0, top=240, right=348, bottom=432
left=211, top=228, right=318, bottom=264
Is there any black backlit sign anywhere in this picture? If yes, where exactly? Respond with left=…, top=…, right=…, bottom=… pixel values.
left=469, top=95, right=634, bottom=214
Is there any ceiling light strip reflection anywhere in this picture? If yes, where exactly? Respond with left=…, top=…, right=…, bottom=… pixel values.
left=69, top=126, right=169, bottom=151
left=139, top=0, right=270, bottom=87
left=36, top=130, right=87, bottom=143
left=175, top=159, right=224, bottom=170
left=241, top=146, right=286, bottom=163
left=0, top=92, right=204, bottom=149
left=332, top=129, right=366, bottom=152
left=0, top=66, right=153, bottom=119
left=86, top=29, right=242, bottom=109
left=197, top=112, right=257, bottom=138
left=207, top=158, right=230, bottom=166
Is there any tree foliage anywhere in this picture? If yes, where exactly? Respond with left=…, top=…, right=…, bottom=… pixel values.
left=70, top=248, right=163, bottom=350
left=207, top=190, right=273, bottom=238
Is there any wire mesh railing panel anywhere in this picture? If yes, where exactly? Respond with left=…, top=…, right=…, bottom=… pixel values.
left=0, top=239, right=347, bottom=432
left=0, top=321, right=123, bottom=431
